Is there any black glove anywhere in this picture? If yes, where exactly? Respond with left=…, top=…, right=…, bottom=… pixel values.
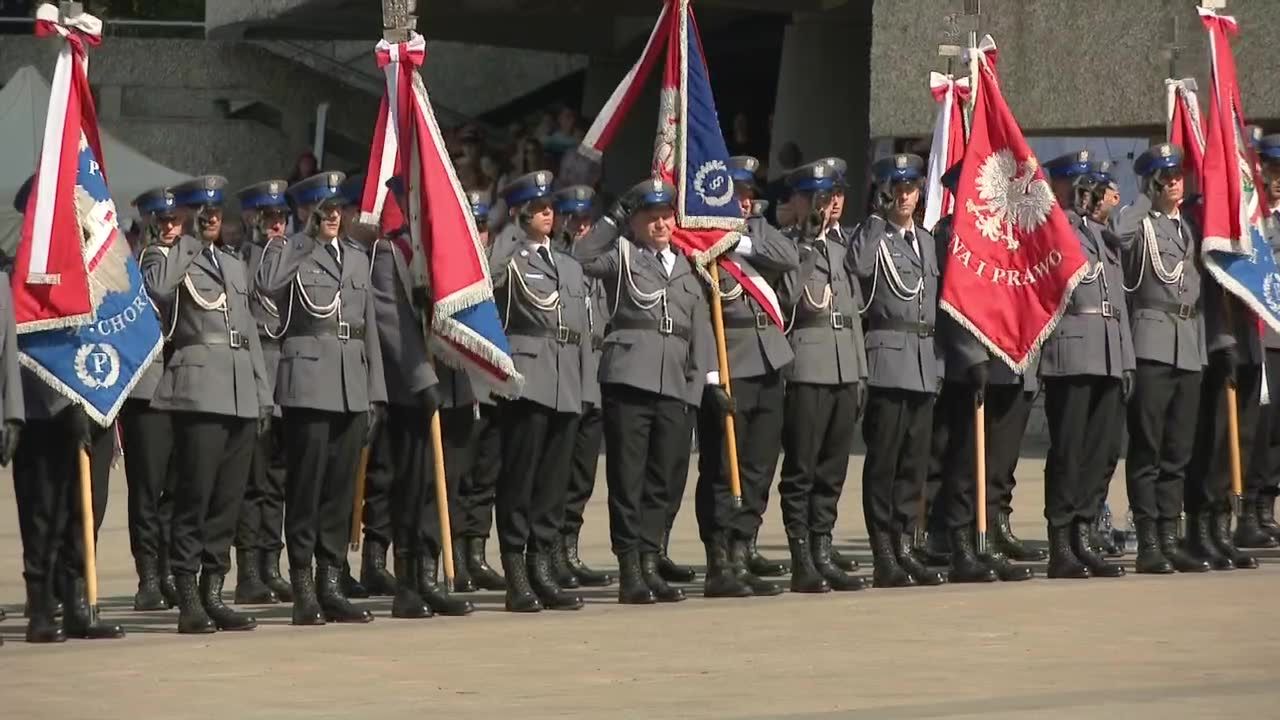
left=855, top=380, right=868, bottom=424
left=607, top=198, right=632, bottom=226
left=0, top=420, right=21, bottom=466
left=873, top=189, right=894, bottom=215
left=704, top=384, right=735, bottom=417
left=421, top=384, right=442, bottom=416
left=67, top=406, right=93, bottom=450
left=1211, top=346, right=1239, bottom=388
left=257, top=406, right=273, bottom=437
left=366, top=402, right=387, bottom=446
left=1122, top=370, right=1135, bottom=402
left=968, top=360, right=989, bottom=406
left=411, top=286, right=430, bottom=311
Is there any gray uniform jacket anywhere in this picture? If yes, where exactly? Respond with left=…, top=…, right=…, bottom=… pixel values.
left=490, top=227, right=589, bottom=414
left=846, top=217, right=939, bottom=393
left=0, top=271, right=22, bottom=424
left=713, top=218, right=797, bottom=380
left=558, top=231, right=610, bottom=409
left=238, top=239, right=284, bottom=397
left=781, top=226, right=867, bottom=386
left=574, top=217, right=715, bottom=403
left=130, top=244, right=168, bottom=401
left=256, top=232, right=388, bottom=413
left=1039, top=217, right=1135, bottom=379
left=1111, top=195, right=1207, bottom=371
left=370, top=238, right=438, bottom=408
left=141, top=236, right=270, bottom=418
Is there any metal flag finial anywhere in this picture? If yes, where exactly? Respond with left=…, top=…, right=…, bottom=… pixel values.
left=382, top=0, right=417, bottom=43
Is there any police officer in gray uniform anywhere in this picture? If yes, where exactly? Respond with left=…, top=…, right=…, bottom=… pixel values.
left=257, top=170, right=389, bottom=625
left=1245, top=135, right=1280, bottom=545
left=574, top=178, right=715, bottom=603
left=230, top=179, right=294, bottom=604
left=490, top=170, right=589, bottom=613
left=777, top=157, right=871, bottom=593
left=120, top=187, right=180, bottom=612
left=1038, top=151, right=1134, bottom=579
left=552, top=184, right=616, bottom=589
left=143, top=175, right=273, bottom=634
left=1111, top=144, right=1213, bottom=572
left=847, top=153, right=946, bottom=588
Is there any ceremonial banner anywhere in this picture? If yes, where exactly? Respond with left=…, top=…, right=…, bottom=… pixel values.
left=359, top=32, right=521, bottom=393
left=942, top=36, right=1088, bottom=371
left=923, top=72, right=970, bottom=232
left=17, top=4, right=163, bottom=425
left=580, top=0, right=781, bottom=325
left=1195, top=7, right=1280, bottom=333
left=1166, top=78, right=1206, bottom=187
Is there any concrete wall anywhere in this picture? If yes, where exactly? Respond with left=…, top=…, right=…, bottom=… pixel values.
left=870, top=0, right=1280, bottom=138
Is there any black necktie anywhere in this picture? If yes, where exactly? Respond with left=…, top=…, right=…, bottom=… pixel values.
left=537, top=246, right=553, bottom=267
left=205, top=247, right=222, bottom=276
left=903, top=231, right=916, bottom=256
left=326, top=242, right=341, bottom=268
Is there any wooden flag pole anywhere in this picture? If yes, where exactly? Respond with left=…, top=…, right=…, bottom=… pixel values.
left=77, top=448, right=100, bottom=615
left=430, top=409, right=456, bottom=584
left=707, top=263, right=744, bottom=506
left=1226, top=385, right=1244, bottom=515
left=974, top=401, right=988, bottom=554
left=350, top=447, right=371, bottom=550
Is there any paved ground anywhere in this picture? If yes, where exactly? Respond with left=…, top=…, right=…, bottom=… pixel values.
left=2, top=455, right=1279, bottom=719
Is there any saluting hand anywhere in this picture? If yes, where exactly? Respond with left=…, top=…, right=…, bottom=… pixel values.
left=0, top=420, right=21, bottom=466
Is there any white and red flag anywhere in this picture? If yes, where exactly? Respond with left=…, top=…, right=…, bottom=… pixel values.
left=923, top=72, right=969, bottom=232
left=942, top=36, right=1088, bottom=371
left=1166, top=78, right=1207, bottom=187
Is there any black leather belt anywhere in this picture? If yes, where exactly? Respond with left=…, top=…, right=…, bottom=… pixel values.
left=610, top=317, right=692, bottom=341
left=509, top=326, right=583, bottom=345
left=309, top=322, right=366, bottom=340
left=869, top=318, right=934, bottom=336
left=1135, top=299, right=1198, bottom=319
left=793, top=311, right=853, bottom=331
left=1069, top=302, right=1118, bottom=318
left=173, top=330, right=249, bottom=350
left=723, top=312, right=773, bottom=330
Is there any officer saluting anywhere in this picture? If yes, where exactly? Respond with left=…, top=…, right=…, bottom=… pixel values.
left=142, top=175, right=273, bottom=634
left=490, top=170, right=589, bottom=613
left=1039, top=150, right=1133, bottom=579
left=847, top=153, right=945, bottom=588
left=257, top=171, right=389, bottom=625
left=231, top=178, right=294, bottom=605
left=1110, top=144, right=1212, bottom=573
left=574, top=178, right=714, bottom=604
left=777, top=158, right=870, bottom=593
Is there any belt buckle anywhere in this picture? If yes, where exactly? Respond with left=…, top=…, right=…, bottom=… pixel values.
left=1101, top=301, right=1114, bottom=318
left=338, top=321, right=351, bottom=340
left=755, top=312, right=768, bottom=330
left=1178, top=303, right=1193, bottom=320
left=917, top=323, right=931, bottom=338
left=830, top=311, right=845, bottom=330
left=229, top=329, right=244, bottom=349
left=557, top=325, right=570, bottom=343
left=659, top=317, right=673, bottom=335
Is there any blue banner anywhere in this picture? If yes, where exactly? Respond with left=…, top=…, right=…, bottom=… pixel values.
left=677, top=5, right=741, bottom=231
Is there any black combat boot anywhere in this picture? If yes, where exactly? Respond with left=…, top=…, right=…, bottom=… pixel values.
left=200, top=573, right=257, bottom=631
left=501, top=552, right=541, bottom=612
left=1073, top=520, right=1125, bottom=577
left=468, top=537, right=507, bottom=591
left=565, top=531, right=614, bottom=587
left=730, top=537, right=784, bottom=596
left=1233, top=502, right=1279, bottom=549
left=234, top=549, right=277, bottom=605
left=829, top=545, right=859, bottom=572
left=551, top=536, right=581, bottom=589
left=24, top=578, right=65, bottom=644
left=979, top=550, right=1034, bottom=581
left=894, top=533, right=946, bottom=586
left=391, top=555, right=431, bottom=619
left=288, top=568, right=325, bottom=626
left=359, top=540, right=397, bottom=596
left=341, top=559, right=369, bottom=599
left=746, top=530, right=788, bottom=577
left=657, top=528, right=697, bottom=583
left=1258, top=495, right=1280, bottom=540
left=317, top=564, right=374, bottom=623
left=811, top=534, right=868, bottom=591
left=174, top=574, right=216, bottom=634
left=1187, top=509, right=1233, bottom=570
left=617, top=551, right=656, bottom=604
left=260, top=549, right=292, bottom=601
left=1157, top=519, right=1210, bottom=573
left=1212, top=511, right=1258, bottom=569
left=1046, top=524, right=1089, bottom=579
left=417, top=552, right=474, bottom=616
left=62, top=570, right=125, bottom=639
left=1133, top=518, right=1174, bottom=575
left=870, top=530, right=915, bottom=588
left=702, top=537, right=752, bottom=598
left=159, top=553, right=180, bottom=609
left=640, top=552, right=686, bottom=602
left=526, top=552, right=583, bottom=610
left=1091, top=520, right=1123, bottom=558
left=452, top=539, right=476, bottom=593
left=920, top=531, right=952, bottom=567
left=992, top=512, right=1047, bottom=561
left=133, top=554, right=169, bottom=611
left=787, top=536, right=830, bottom=593
left=948, top=527, right=997, bottom=583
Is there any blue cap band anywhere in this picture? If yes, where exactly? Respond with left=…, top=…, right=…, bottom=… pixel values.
left=240, top=192, right=289, bottom=210
left=173, top=188, right=224, bottom=207
left=791, top=176, right=835, bottom=192
left=555, top=198, right=592, bottom=214
left=504, top=184, right=551, bottom=208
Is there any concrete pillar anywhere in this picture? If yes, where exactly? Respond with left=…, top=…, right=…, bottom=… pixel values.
left=581, top=57, right=661, bottom=196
